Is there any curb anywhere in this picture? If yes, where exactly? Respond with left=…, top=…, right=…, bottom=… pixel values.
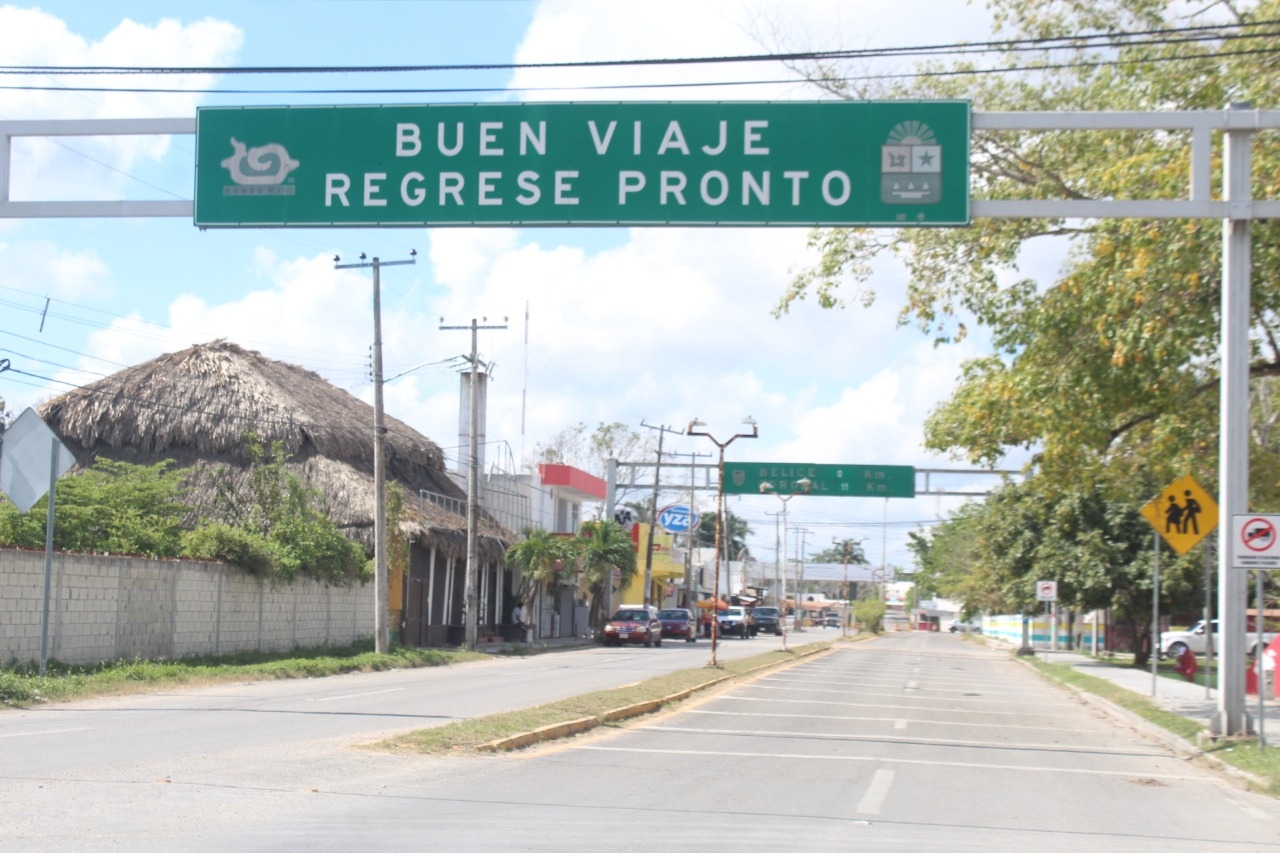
left=1018, top=656, right=1270, bottom=791
left=476, top=643, right=832, bottom=753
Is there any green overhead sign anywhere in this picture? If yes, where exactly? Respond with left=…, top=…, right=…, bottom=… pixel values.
left=194, top=101, right=970, bottom=227
left=724, top=462, right=916, bottom=498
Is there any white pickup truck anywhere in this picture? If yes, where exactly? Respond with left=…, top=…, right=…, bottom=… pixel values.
left=1159, top=619, right=1276, bottom=659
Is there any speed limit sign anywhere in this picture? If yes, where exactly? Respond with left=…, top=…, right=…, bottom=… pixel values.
left=1036, top=580, right=1058, bottom=602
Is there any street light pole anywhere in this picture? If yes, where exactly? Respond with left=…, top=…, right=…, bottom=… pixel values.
left=759, top=478, right=810, bottom=653
left=686, top=417, right=758, bottom=668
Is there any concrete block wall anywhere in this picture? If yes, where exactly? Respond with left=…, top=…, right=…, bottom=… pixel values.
left=0, top=549, right=373, bottom=666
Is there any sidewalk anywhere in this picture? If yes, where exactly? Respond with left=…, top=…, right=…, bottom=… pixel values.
left=1032, top=647, right=1280, bottom=732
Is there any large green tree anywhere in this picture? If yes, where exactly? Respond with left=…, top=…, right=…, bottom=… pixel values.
left=781, top=0, right=1280, bottom=494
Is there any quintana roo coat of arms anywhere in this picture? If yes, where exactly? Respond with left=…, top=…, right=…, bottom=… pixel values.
left=880, top=121, right=942, bottom=205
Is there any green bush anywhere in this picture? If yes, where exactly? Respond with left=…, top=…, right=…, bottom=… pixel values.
left=181, top=523, right=282, bottom=577
left=854, top=598, right=886, bottom=634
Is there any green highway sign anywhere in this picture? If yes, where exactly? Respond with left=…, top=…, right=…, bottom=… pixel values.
left=724, top=462, right=916, bottom=498
left=194, top=101, right=970, bottom=228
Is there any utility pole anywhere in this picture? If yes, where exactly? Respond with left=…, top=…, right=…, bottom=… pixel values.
left=639, top=422, right=682, bottom=607
left=662, top=449, right=710, bottom=608
left=335, top=251, right=416, bottom=655
left=795, top=527, right=813, bottom=631
left=440, top=316, right=507, bottom=651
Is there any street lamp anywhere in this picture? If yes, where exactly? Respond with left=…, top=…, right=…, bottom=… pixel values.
left=759, top=477, right=811, bottom=652
left=686, top=416, right=758, bottom=668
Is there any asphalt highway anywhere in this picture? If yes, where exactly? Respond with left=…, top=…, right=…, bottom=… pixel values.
left=2, top=631, right=1278, bottom=851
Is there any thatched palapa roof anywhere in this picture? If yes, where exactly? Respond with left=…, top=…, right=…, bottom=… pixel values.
left=38, top=340, right=511, bottom=558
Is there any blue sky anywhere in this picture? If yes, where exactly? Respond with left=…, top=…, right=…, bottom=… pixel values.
left=0, top=0, right=1023, bottom=571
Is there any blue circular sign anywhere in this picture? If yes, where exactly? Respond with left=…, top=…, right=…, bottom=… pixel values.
left=657, top=504, right=700, bottom=534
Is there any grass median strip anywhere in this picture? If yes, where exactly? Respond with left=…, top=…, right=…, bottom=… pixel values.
left=369, top=642, right=832, bottom=756
left=1, top=642, right=488, bottom=708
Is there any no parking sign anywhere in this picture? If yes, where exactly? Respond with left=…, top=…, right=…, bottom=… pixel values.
left=1231, top=514, right=1280, bottom=569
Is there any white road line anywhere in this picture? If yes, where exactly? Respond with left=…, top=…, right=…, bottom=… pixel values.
left=687, top=709, right=1098, bottom=734
left=312, top=688, right=406, bottom=702
left=894, top=719, right=907, bottom=730
left=742, top=684, right=1066, bottom=707
left=641, top=725, right=1166, bottom=756
left=578, top=745, right=1205, bottom=780
left=856, top=769, right=895, bottom=814
left=906, top=680, right=919, bottom=690
left=0, top=727, right=93, bottom=739
left=730, top=695, right=1083, bottom=718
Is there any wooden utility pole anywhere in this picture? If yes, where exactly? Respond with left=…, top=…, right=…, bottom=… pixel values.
left=335, top=252, right=416, bottom=654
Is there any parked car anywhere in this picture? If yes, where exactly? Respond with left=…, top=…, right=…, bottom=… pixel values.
left=824, top=613, right=841, bottom=628
left=602, top=605, right=663, bottom=647
left=717, top=606, right=755, bottom=639
left=752, top=606, right=784, bottom=635
left=948, top=619, right=981, bottom=634
left=658, top=608, right=697, bottom=643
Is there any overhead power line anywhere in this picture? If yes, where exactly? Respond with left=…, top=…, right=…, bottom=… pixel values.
left=0, top=18, right=1275, bottom=76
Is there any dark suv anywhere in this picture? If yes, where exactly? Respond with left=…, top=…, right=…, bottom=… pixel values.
left=752, top=606, right=783, bottom=635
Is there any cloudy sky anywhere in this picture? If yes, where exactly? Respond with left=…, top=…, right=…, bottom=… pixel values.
left=0, top=0, right=1024, bottom=572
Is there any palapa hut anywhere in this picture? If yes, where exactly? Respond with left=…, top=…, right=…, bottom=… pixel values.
left=38, top=339, right=516, bottom=646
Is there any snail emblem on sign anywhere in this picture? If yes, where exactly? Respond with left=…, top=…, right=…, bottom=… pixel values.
left=220, top=137, right=299, bottom=195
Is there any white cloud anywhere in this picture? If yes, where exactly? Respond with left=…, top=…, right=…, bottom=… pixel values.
left=0, top=239, right=111, bottom=301
left=0, top=8, right=242, bottom=200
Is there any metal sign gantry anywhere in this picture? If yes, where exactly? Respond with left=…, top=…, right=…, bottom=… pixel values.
left=3, top=107, right=1278, bottom=737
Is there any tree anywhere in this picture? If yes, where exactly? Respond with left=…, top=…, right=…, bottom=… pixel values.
left=193, top=434, right=368, bottom=585
left=572, top=520, right=638, bottom=632
left=923, top=478, right=1204, bottom=666
left=0, top=459, right=189, bottom=556
left=778, top=0, right=1280, bottom=493
left=526, top=421, right=656, bottom=481
left=810, top=541, right=868, bottom=565
left=504, top=528, right=571, bottom=641
left=694, top=508, right=754, bottom=558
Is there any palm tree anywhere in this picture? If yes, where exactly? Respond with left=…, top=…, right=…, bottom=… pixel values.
left=694, top=509, right=754, bottom=559
left=576, top=520, right=638, bottom=632
left=504, top=528, right=569, bottom=642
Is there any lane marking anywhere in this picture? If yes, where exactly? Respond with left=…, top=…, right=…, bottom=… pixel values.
left=737, top=686, right=1075, bottom=712
left=728, top=695, right=1087, bottom=718
left=905, top=680, right=919, bottom=690
left=641, top=725, right=1166, bottom=756
left=0, top=727, right=93, bottom=739
left=894, top=719, right=907, bottom=730
left=857, top=769, right=895, bottom=814
left=740, top=685, right=1067, bottom=708
left=688, top=708, right=1098, bottom=734
left=312, top=688, right=406, bottom=702
left=578, top=745, right=1205, bottom=780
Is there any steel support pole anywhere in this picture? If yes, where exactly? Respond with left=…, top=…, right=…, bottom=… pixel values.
left=1213, top=103, right=1255, bottom=738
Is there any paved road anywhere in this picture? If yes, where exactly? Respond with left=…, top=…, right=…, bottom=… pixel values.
left=4, top=630, right=1279, bottom=851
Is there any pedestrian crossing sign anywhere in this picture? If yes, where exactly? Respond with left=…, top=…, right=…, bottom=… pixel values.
left=1140, top=475, right=1218, bottom=555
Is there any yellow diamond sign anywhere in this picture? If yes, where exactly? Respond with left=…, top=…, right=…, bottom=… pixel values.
left=1140, top=475, right=1218, bottom=555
